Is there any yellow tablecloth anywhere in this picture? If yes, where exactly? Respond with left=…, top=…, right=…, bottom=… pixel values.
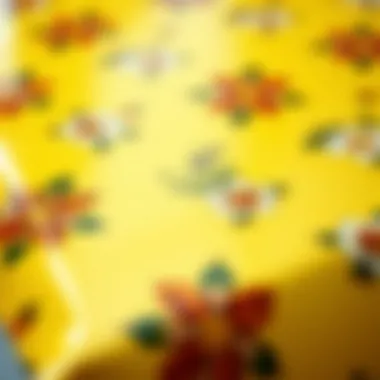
left=0, top=0, right=380, bottom=379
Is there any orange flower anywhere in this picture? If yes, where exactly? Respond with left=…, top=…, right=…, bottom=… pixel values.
left=329, top=28, right=380, bottom=63
left=74, top=14, right=110, bottom=44
left=212, top=77, right=240, bottom=112
left=251, top=77, right=287, bottom=113
left=44, top=16, right=76, bottom=48
left=22, top=77, right=50, bottom=104
left=358, top=227, right=380, bottom=257
left=158, top=264, right=274, bottom=379
left=0, top=93, right=25, bottom=116
left=227, top=188, right=258, bottom=210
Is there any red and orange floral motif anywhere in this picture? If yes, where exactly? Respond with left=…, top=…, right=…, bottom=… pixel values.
left=306, top=117, right=380, bottom=165
left=57, top=106, right=140, bottom=151
left=321, top=26, right=380, bottom=68
left=12, top=0, right=44, bottom=12
left=8, top=303, right=39, bottom=340
left=41, top=12, right=112, bottom=49
left=0, top=73, right=50, bottom=117
left=130, top=263, right=275, bottom=380
left=165, top=147, right=287, bottom=224
left=0, top=176, right=100, bottom=265
left=196, top=68, right=301, bottom=125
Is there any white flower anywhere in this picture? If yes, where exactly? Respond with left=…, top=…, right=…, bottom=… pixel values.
left=108, top=48, right=184, bottom=77
left=207, top=180, right=277, bottom=222
left=324, top=124, right=380, bottom=163
left=337, top=220, right=380, bottom=275
left=0, top=77, right=20, bottom=99
left=62, top=113, right=126, bottom=147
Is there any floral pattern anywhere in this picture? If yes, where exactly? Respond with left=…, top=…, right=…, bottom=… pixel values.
left=129, top=262, right=275, bottom=380
left=0, top=176, right=100, bottom=265
left=8, top=303, right=39, bottom=340
left=56, top=107, right=139, bottom=151
left=2, top=0, right=380, bottom=378
left=12, top=0, right=44, bottom=12
left=0, top=72, right=50, bottom=117
left=41, top=12, right=112, bottom=49
left=320, top=25, right=380, bottom=69
left=196, top=68, right=301, bottom=125
left=106, top=48, right=185, bottom=78
left=306, top=117, right=380, bottom=165
left=165, top=148, right=286, bottom=224
left=320, top=213, right=380, bottom=280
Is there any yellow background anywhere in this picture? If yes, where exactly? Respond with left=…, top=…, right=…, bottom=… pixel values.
left=0, top=0, right=380, bottom=379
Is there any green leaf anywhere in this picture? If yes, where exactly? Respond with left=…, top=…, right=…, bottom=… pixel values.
left=123, top=126, right=139, bottom=141
left=47, top=176, right=73, bottom=196
left=199, top=262, right=236, bottom=290
left=353, top=24, right=373, bottom=37
left=231, top=109, right=251, bottom=125
left=74, top=215, right=102, bottom=232
left=31, top=96, right=50, bottom=108
left=351, top=260, right=375, bottom=282
left=164, top=167, right=234, bottom=195
left=129, top=316, right=168, bottom=348
left=357, top=114, right=378, bottom=129
left=232, top=210, right=254, bottom=226
left=3, top=241, right=29, bottom=266
left=93, top=138, right=111, bottom=152
left=209, top=167, right=235, bottom=190
left=305, top=127, right=338, bottom=150
left=191, top=86, right=212, bottom=103
left=313, top=39, right=330, bottom=53
left=372, top=207, right=380, bottom=221
left=249, top=344, right=280, bottom=376
left=354, top=57, right=373, bottom=71
left=371, top=154, right=380, bottom=166
left=269, top=182, right=288, bottom=199
left=283, top=91, right=304, bottom=106
left=349, top=369, right=370, bottom=380
left=242, top=67, right=262, bottom=82
left=318, top=229, right=338, bottom=247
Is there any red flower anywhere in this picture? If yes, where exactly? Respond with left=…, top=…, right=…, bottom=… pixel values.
left=13, top=0, right=40, bottom=12
left=8, top=304, right=38, bottom=340
left=43, top=16, right=76, bottom=48
left=212, top=77, right=240, bottom=112
left=21, top=76, right=50, bottom=104
left=358, top=227, right=380, bottom=256
left=0, top=190, right=94, bottom=246
left=0, top=216, right=35, bottom=242
left=226, top=188, right=258, bottom=210
left=0, top=93, right=25, bottom=116
left=251, top=77, right=287, bottom=113
left=330, top=30, right=359, bottom=60
left=74, top=14, right=111, bottom=44
left=43, top=13, right=111, bottom=48
left=31, top=192, right=95, bottom=242
left=210, top=73, right=290, bottom=117
left=227, top=288, right=274, bottom=337
left=156, top=264, right=274, bottom=380
left=328, top=28, right=380, bottom=64
left=75, top=116, right=102, bottom=139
